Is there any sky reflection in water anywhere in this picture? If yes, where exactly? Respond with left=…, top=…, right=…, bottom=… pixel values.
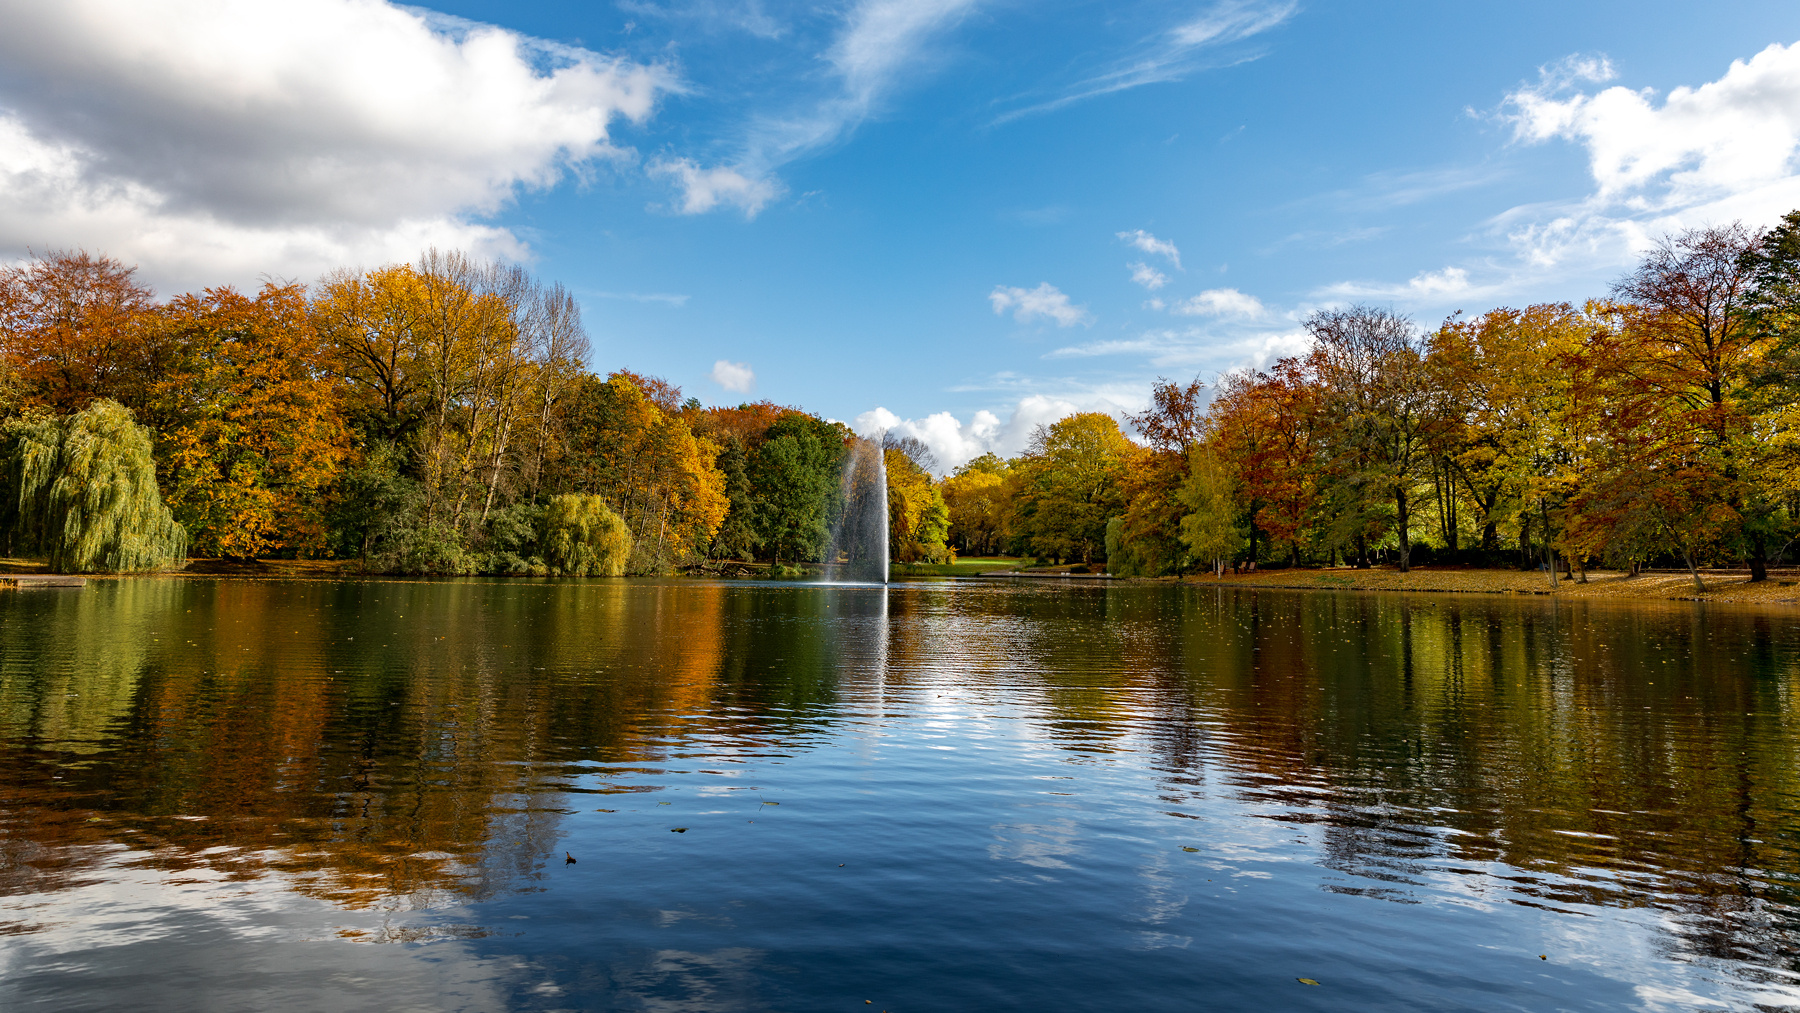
left=1, top=578, right=1798, bottom=1011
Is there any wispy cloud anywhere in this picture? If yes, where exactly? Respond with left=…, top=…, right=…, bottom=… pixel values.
left=994, top=0, right=1297, bottom=123
left=989, top=282, right=1093, bottom=326
left=591, top=290, right=691, bottom=306
left=1118, top=228, right=1182, bottom=268
left=658, top=0, right=980, bottom=216
left=1046, top=325, right=1309, bottom=370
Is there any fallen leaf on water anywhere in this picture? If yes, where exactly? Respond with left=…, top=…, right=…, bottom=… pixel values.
left=1180, top=846, right=1199, bottom=852
left=762, top=801, right=780, bottom=805
left=671, top=827, right=688, bottom=833
left=1297, top=978, right=1320, bottom=986
left=595, top=809, right=616, bottom=813
left=1539, top=955, right=1547, bottom=960
left=658, top=802, right=672, bottom=806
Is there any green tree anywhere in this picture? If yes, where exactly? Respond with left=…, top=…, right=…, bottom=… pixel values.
left=749, top=414, right=848, bottom=563
left=543, top=493, right=632, bottom=576
left=0, top=399, right=187, bottom=572
left=1011, top=413, right=1135, bottom=564
left=1177, top=444, right=1243, bottom=575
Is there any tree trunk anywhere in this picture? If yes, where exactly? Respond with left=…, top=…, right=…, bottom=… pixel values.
left=1396, top=484, right=1411, bottom=573
left=1682, top=549, right=1707, bottom=593
left=1751, top=533, right=1768, bottom=582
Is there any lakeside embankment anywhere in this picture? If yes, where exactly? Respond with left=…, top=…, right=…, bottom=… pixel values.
left=1182, top=566, right=1800, bottom=605
left=6, top=556, right=1798, bottom=605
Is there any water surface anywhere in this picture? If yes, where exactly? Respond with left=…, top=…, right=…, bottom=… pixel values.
left=1, top=578, right=1798, bottom=1011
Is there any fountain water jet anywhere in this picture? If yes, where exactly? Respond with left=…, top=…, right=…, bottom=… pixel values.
left=825, top=435, right=888, bottom=584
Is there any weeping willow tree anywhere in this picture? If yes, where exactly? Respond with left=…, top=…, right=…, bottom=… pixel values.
left=543, top=494, right=631, bottom=576
left=0, top=400, right=188, bottom=573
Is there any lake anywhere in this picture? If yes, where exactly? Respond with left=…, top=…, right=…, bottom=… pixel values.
left=1, top=577, right=1798, bottom=1011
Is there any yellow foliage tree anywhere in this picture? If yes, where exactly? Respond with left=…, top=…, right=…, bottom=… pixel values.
left=152, top=284, right=351, bottom=558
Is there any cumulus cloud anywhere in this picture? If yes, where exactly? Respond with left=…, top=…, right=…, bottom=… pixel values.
left=1128, top=261, right=1168, bottom=290
left=1169, top=287, right=1264, bottom=318
left=989, top=282, right=1093, bottom=327
left=852, top=395, right=1102, bottom=471
left=650, top=158, right=780, bottom=215
left=1497, top=41, right=1800, bottom=269
left=0, top=0, right=673, bottom=289
left=710, top=359, right=756, bottom=392
left=1117, top=229, right=1182, bottom=268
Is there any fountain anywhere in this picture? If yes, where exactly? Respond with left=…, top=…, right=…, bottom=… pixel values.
left=825, top=435, right=888, bottom=584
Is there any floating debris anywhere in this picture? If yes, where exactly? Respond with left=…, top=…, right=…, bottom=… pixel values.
left=1297, top=978, right=1320, bottom=986
left=1180, top=846, right=1199, bottom=852
left=671, top=827, right=688, bottom=833
left=565, top=852, right=577, bottom=865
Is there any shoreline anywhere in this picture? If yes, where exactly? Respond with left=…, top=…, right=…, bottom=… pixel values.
left=6, top=556, right=1798, bottom=605
left=1156, top=566, right=1800, bottom=605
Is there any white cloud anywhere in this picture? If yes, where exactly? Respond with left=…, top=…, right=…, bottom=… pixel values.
left=1318, top=266, right=1476, bottom=302
left=1047, top=325, right=1309, bottom=371
left=710, top=359, right=756, bottom=392
left=1169, top=287, right=1263, bottom=318
left=650, top=158, right=780, bottom=216
left=852, top=396, right=1100, bottom=471
left=1497, top=41, right=1800, bottom=270
left=0, top=0, right=674, bottom=290
left=1117, top=229, right=1182, bottom=268
left=1128, top=261, right=1168, bottom=290
left=660, top=0, right=979, bottom=216
left=989, top=283, right=1093, bottom=327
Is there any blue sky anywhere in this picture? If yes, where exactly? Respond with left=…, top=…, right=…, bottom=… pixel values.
left=3, top=1, right=1799, bottom=467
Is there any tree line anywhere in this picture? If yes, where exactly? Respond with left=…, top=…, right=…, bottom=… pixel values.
left=942, top=214, right=1800, bottom=590
left=0, top=249, right=951, bottom=573
left=7, top=211, right=1796, bottom=584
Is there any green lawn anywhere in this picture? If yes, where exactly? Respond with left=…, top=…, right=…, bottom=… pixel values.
left=891, top=557, right=1023, bottom=577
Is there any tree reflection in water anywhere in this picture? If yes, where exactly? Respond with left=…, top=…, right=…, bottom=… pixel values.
left=0, top=578, right=1796, bottom=1009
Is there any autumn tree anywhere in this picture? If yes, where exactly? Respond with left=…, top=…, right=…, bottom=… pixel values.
left=1565, top=226, right=1766, bottom=587
left=1210, top=360, right=1321, bottom=565
left=562, top=373, right=727, bottom=571
left=1011, top=413, right=1136, bottom=564
left=941, top=454, right=1010, bottom=556
left=150, top=283, right=352, bottom=557
left=1115, top=376, right=1208, bottom=575
left=0, top=251, right=158, bottom=413
left=1306, top=306, right=1435, bottom=571
left=885, top=448, right=950, bottom=563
